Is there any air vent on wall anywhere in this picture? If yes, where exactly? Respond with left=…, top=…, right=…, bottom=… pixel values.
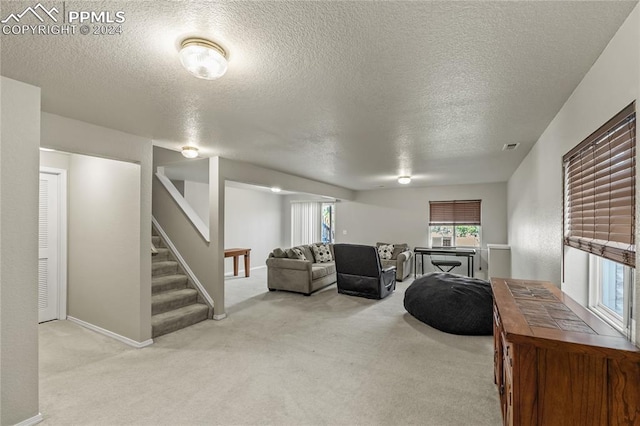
left=502, top=143, right=520, bottom=151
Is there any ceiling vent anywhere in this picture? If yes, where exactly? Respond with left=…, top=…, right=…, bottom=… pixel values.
left=502, top=143, right=520, bottom=151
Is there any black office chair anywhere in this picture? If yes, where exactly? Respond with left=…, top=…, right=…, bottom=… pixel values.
left=430, top=256, right=462, bottom=273
left=333, top=244, right=396, bottom=300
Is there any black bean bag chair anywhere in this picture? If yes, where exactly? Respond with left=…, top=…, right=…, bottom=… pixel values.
left=404, top=272, right=493, bottom=335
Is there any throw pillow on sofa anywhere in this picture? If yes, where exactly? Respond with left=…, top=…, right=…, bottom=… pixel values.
left=377, top=242, right=410, bottom=259
left=311, top=243, right=333, bottom=263
left=378, top=244, right=394, bottom=260
left=272, top=248, right=288, bottom=258
left=287, top=247, right=308, bottom=261
left=392, top=243, right=410, bottom=259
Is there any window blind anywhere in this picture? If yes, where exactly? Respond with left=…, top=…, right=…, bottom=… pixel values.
left=563, top=102, right=636, bottom=268
left=291, top=201, right=322, bottom=246
left=429, top=200, right=481, bottom=226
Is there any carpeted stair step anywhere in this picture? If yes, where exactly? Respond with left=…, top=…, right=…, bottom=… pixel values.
left=152, top=303, right=208, bottom=338
left=152, top=274, right=188, bottom=294
left=152, top=288, right=198, bottom=315
left=152, top=247, right=172, bottom=262
left=152, top=260, right=179, bottom=277
left=152, top=235, right=163, bottom=248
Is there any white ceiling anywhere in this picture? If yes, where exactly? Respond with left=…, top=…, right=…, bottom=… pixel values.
left=1, top=1, right=636, bottom=190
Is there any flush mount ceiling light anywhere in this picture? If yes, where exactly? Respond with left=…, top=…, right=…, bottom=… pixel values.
left=179, top=37, right=228, bottom=80
left=181, top=146, right=199, bottom=158
left=398, top=176, right=412, bottom=185
left=270, top=187, right=282, bottom=193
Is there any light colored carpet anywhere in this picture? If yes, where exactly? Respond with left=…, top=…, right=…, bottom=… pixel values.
left=39, top=268, right=502, bottom=425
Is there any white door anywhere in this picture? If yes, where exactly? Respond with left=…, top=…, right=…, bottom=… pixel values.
left=39, top=172, right=59, bottom=323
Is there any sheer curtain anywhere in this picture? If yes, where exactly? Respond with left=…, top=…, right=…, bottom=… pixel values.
left=291, top=202, right=322, bottom=246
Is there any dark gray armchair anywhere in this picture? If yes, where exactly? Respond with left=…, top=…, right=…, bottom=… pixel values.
left=333, top=244, right=396, bottom=299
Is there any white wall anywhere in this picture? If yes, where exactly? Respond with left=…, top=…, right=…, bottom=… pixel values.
left=507, top=6, right=639, bottom=307
left=40, top=150, right=146, bottom=341
left=40, top=150, right=70, bottom=170
left=67, top=154, right=143, bottom=340
left=41, top=112, right=153, bottom=343
left=336, top=182, right=507, bottom=278
left=0, top=77, right=41, bottom=425
left=184, top=180, right=210, bottom=227
left=224, top=186, right=284, bottom=274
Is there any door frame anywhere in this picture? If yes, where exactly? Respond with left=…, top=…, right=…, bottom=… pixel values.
left=40, top=167, right=68, bottom=320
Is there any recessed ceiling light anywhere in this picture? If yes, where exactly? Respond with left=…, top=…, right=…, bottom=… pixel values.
left=180, top=37, right=228, bottom=80
left=181, top=146, right=199, bottom=158
left=398, top=176, right=411, bottom=185
left=271, top=187, right=282, bottom=193
left=39, top=147, right=56, bottom=152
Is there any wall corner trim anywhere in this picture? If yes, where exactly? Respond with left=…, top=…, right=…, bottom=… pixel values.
left=213, top=313, right=227, bottom=320
left=66, top=316, right=154, bottom=349
left=13, top=413, right=44, bottom=426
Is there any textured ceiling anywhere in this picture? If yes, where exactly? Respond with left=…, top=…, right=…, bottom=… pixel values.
left=1, top=1, right=636, bottom=190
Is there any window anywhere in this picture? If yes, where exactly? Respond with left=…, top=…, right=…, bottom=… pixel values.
left=564, top=103, right=636, bottom=339
left=562, top=103, right=636, bottom=268
left=291, top=201, right=335, bottom=246
left=589, top=255, right=633, bottom=334
left=429, top=200, right=481, bottom=247
left=321, top=203, right=335, bottom=243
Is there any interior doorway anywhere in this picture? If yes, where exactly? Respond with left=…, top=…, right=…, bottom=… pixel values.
left=38, top=168, right=67, bottom=323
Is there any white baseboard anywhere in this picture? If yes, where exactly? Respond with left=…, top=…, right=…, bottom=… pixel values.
left=14, top=413, right=43, bottom=426
left=67, top=316, right=153, bottom=349
left=224, top=265, right=266, bottom=277
left=213, top=313, right=227, bottom=320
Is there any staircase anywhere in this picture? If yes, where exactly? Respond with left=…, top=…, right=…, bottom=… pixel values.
left=151, top=229, right=209, bottom=338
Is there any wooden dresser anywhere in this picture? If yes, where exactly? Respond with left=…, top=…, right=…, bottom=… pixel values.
left=491, top=278, right=640, bottom=426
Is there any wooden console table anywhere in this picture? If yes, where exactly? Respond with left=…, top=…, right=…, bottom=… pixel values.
left=224, top=248, right=251, bottom=277
left=491, top=277, right=640, bottom=426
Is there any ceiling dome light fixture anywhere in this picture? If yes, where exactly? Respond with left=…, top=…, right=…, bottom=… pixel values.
left=181, top=146, right=199, bottom=158
left=179, top=37, right=228, bottom=80
left=398, top=176, right=412, bottom=185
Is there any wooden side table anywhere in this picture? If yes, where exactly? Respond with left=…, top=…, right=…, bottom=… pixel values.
left=224, top=248, right=251, bottom=277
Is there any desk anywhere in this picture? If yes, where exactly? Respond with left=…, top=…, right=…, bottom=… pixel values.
left=224, top=248, right=251, bottom=277
left=413, top=247, right=476, bottom=277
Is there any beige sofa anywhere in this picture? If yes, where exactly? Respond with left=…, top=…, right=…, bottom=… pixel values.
left=376, top=242, right=413, bottom=281
left=266, top=244, right=336, bottom=295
